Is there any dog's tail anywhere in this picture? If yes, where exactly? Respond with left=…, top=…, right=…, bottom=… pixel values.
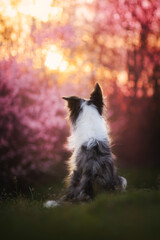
left=43, top=200, right=60, bottom=208
left=43, top=195, right=66, bottom=208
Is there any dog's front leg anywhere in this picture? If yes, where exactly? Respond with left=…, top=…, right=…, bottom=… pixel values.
left=77, top=163, right=94, bottom=201
left=65, top=170, right=81, bottom=200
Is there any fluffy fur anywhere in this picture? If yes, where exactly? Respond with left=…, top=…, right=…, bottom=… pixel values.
left=63, top=83, right=127, bottom=201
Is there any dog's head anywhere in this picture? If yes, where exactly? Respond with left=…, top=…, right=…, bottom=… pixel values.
left=63, top=83, right=104, bottom=124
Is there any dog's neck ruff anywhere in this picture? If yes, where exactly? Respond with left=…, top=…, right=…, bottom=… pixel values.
left=68, top=103, right=108, bottom=151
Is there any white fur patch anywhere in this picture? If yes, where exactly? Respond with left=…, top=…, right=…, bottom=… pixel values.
left=68, top=103, right=109, bottom=152
left=120, top=177, right=127, bottom=191
left=43, top=200, right=59, bottom=208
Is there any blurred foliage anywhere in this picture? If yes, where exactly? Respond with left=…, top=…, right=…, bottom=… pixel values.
left=0, top=0, right=160, bottom=189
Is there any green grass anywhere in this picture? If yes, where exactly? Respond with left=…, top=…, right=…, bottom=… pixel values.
left=0, top=168, right=160, bottom=240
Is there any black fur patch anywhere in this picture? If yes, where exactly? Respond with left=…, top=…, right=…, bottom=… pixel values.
left=88, top=83, right=104, bottom=115
left=65, top=140, right=122, bottom=201
left=62, top=96, right=83, bottom=123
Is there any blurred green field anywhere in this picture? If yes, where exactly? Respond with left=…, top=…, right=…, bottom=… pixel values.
left=0, top=168, right=160, bottom=240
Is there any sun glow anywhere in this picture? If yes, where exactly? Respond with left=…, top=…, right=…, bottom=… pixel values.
left=45, top=46, right=68, bottom=72
left=18, top=0, right=63, bottom=22
left=117, top=71, right=128, bottom=85
left=1, top=0, right=63, bottom=22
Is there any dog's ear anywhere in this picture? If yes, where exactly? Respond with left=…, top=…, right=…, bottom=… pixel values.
left=62, top=96, right=80, bottom=110
left=89, top=83, right=103, bottom=115
left=62, top=96, right=82, bottom=122
left=62, top=97, right=70, bottom=101
left=62, top=96, right=73, bottom=110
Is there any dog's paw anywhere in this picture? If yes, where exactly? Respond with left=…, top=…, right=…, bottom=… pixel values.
left=77, top=191, right=92, bottom=202
left=120, top=176, right=127, bottom=191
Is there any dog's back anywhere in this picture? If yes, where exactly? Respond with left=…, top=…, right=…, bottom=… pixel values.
left=63, top=83, right=127, bottom=201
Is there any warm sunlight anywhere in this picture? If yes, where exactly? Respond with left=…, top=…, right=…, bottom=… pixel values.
left=117, top=71, right=128, bottom=85
left=18, top=0, right=63, bottom=22
left=45, top=46, right=68, bottom=72
left=1, top=0, right=63, bottom=23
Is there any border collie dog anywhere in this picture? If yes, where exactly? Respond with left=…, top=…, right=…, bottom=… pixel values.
left=62, top=83, right=127, bottom=201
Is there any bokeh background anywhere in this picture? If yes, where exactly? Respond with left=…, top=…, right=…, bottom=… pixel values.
left=0, top=0, right=160, bottom=193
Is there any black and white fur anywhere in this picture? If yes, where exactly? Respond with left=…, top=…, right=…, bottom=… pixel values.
left=63, top=83, right=127, bottom=201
